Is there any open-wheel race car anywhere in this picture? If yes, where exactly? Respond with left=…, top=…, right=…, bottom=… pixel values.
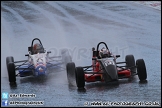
left=66, top=42, right=147, bottom=89
left=6, top=38, right=71, bottom=85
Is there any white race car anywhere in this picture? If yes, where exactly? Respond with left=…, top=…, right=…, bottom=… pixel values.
left=6, top=38, right=71, bottom=85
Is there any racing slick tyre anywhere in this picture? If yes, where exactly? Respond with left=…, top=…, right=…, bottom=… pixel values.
left=66, top=62, right=76, bottom=83
left=136, top=59, right=147, bottom=81
left=8, top=62, right=16, bottom=83
left=75, top=67, right=85, bottom=89
left=125, top=55, right=136, bottom=74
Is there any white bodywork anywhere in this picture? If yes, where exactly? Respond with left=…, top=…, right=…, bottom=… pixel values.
left=28, top=52, right=48, bottom=67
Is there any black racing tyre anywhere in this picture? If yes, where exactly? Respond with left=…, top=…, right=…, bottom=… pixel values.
left=8, top=62, right=16, bottom=83
left=66, top=62, right=76, bottom=83
left=75, top=67, right=85, bottom=89
left=6, top=56, right=14, bottom=71
left=125, top=55, right=136, bottom=74
left=136, top=59, right=147, bottom=81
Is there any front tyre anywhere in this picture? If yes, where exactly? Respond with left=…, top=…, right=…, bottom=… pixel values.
left=136, top=59, right=147, bottom=81
left=8, top=62, right=16, bottom=83
left=75, top=67, right=85, bottom=89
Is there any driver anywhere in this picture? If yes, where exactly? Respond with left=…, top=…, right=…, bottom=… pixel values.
left=99, top=47, right=111, bottom=58
left=33, top=43, right=44, bottom=54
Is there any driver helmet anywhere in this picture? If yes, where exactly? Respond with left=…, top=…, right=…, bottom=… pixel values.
left=99, top=47, right=110, bottom=58
left=33, top=43, right=44, bottom=54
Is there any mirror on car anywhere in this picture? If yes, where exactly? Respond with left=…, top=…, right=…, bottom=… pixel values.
left=116, top=55, right=120, bottom=58
left=25, top=54, right=29, bottom=56
left=47, top=51, right=51, bottom=53
left=92, top=57, right=97, bottom=60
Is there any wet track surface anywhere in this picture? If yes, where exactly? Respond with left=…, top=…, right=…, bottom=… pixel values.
left=1, top=1, right=161, bottom=107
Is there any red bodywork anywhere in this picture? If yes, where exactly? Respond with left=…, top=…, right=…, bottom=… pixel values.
left=85, top=60, right=104, bottom=82
left=84, top=57, right=131, bottom=82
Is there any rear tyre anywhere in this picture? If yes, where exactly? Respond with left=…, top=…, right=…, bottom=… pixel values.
left=125, top=55, right=136, bottom=74
left=66, top=62, right=76, bottom=84
left=75, top=67, right=85, bottom=89
left=8, top=62, right=16, bottom=83
left=136, top=59, right=147, bottom=81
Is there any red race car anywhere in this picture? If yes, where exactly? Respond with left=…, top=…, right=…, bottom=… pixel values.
left=66, top=42, right=147, bottom=90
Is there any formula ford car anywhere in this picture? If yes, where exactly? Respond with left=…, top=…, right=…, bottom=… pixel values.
left=66, top=42, right=147, bottom=89
left=6, top=38, right=72, bottom=85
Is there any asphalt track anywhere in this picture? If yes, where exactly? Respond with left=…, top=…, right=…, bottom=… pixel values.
left=1, top=1, right=161, bottom=107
